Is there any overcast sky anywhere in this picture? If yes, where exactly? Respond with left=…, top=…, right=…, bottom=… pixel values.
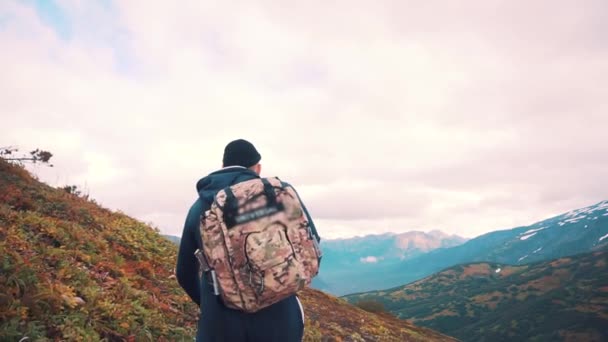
left=1, top=0, right=607, bottom=239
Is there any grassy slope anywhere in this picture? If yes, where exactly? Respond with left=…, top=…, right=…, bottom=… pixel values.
left=301, top=288, right=456, bottom=341
left=0, top=159, right=198, bottom=340
left=0, top=159, right=455, bottom=341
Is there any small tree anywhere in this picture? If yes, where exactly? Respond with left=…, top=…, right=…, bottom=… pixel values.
left=0, top=146, right=53, bottom=166
left=61, top=185, right=82, bottom=196
left=354, top=299, right=388, bottom=314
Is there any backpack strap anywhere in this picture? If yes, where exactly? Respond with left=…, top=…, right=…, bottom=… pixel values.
left=221, top=172, right=250, bottom=227
left=261, top=178, right=277, bottom=206
left=223, top=187, right=238, bottom=228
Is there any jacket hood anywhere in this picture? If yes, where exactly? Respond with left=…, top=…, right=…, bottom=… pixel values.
left=196, top=167, right=259, bottom=206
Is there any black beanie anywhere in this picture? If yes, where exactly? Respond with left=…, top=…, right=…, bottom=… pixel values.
left=222, top=139, right=262, bottom=168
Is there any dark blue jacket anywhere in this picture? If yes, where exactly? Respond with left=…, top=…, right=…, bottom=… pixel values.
left=176, top=167, right=320, bottom=342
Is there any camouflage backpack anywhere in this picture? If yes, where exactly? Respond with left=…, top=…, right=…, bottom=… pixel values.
left=195, top=177, right=321, bottom=313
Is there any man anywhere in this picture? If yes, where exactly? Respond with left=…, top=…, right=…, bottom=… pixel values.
left=176, top=139, right=320, bottom=342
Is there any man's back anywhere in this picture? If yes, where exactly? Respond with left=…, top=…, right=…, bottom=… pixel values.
left=176, top=145, right=318, bottom=342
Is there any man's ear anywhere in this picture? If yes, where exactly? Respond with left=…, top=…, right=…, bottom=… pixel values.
left=250, top=163, right=261, bottom=175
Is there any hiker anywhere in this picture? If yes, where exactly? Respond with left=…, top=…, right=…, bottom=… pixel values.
left=176, top=139, right=321, bottom=342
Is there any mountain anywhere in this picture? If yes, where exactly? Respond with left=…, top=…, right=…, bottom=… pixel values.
left=344, top=200, right=608, bottom=294
left=313, top=230, right=468, bottom=295
left=162, top=234, right=181, bottom=245
left=0, top=158, right=453, bottom=341
left=344, top=249, right=608, bottom=342
left=322, top=230, right=467, bottom=262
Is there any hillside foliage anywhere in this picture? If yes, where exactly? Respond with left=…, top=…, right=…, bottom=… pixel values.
left=300, top=288, right=455, bottom=341
left=345, top=250, right=608, bottom=342
left=0, top=159, right=198, bottom=340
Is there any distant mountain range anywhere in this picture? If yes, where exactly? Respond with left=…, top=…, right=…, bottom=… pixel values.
left=330, top=200, right=608, bottom=295
left=344, top=248, right=608, bottom=341
left=162, top=234, right=180, bottom=245
left=313, top=230, right=468, bottom=295
left=322, top=230, right=468, bottom=261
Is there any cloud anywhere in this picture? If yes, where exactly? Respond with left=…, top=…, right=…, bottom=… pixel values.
left=1, top=0, right=607, bottom=239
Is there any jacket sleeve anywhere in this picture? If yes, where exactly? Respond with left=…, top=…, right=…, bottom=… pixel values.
left=176, top=200, right=203, bottom=307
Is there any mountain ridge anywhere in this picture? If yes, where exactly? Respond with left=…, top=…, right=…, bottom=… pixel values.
left=341, top=199, right=608, bottom=294
left=314, top=229, right=468, bottom=295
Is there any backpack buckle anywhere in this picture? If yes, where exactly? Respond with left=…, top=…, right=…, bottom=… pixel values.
left=194, top=249, right=211, bottom=272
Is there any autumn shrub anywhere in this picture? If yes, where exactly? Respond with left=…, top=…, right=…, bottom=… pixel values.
left=354, top=299, right=388, bottom=314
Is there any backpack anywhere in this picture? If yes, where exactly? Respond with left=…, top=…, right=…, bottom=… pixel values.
left=195, top=176, right=321, bottom=313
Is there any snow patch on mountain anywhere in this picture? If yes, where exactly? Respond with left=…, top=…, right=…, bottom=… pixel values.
left=564, top=215, right=586, bottom=224
left=520, top=232, right=537, bottom=241
left=558, top=215, right=588, bottom=226
left=360, top=256, right=382, bottom=263
left=533, top=247, right=543, bottom=254
left=599, top=233, right=608, bottom=242
left=522, top=226, right=547, bottom=235
left=564, top=200, right=608, bottom=219
left=518, top=255, right=529, bottom=262
left=495, top=268, right=501, bottom=273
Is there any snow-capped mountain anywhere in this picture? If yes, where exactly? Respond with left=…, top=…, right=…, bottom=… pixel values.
left=339, top=200, right=608, bottom=295
left=505, top=200, right=608, bottom=264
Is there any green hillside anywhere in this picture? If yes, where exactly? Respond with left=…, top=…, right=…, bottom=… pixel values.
left=345, top=249, right=608, bottom=341
left=0, top=158, right=198, bottom=340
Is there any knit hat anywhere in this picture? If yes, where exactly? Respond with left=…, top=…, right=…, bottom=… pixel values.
left=222, top=139, right=262, bottom=168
